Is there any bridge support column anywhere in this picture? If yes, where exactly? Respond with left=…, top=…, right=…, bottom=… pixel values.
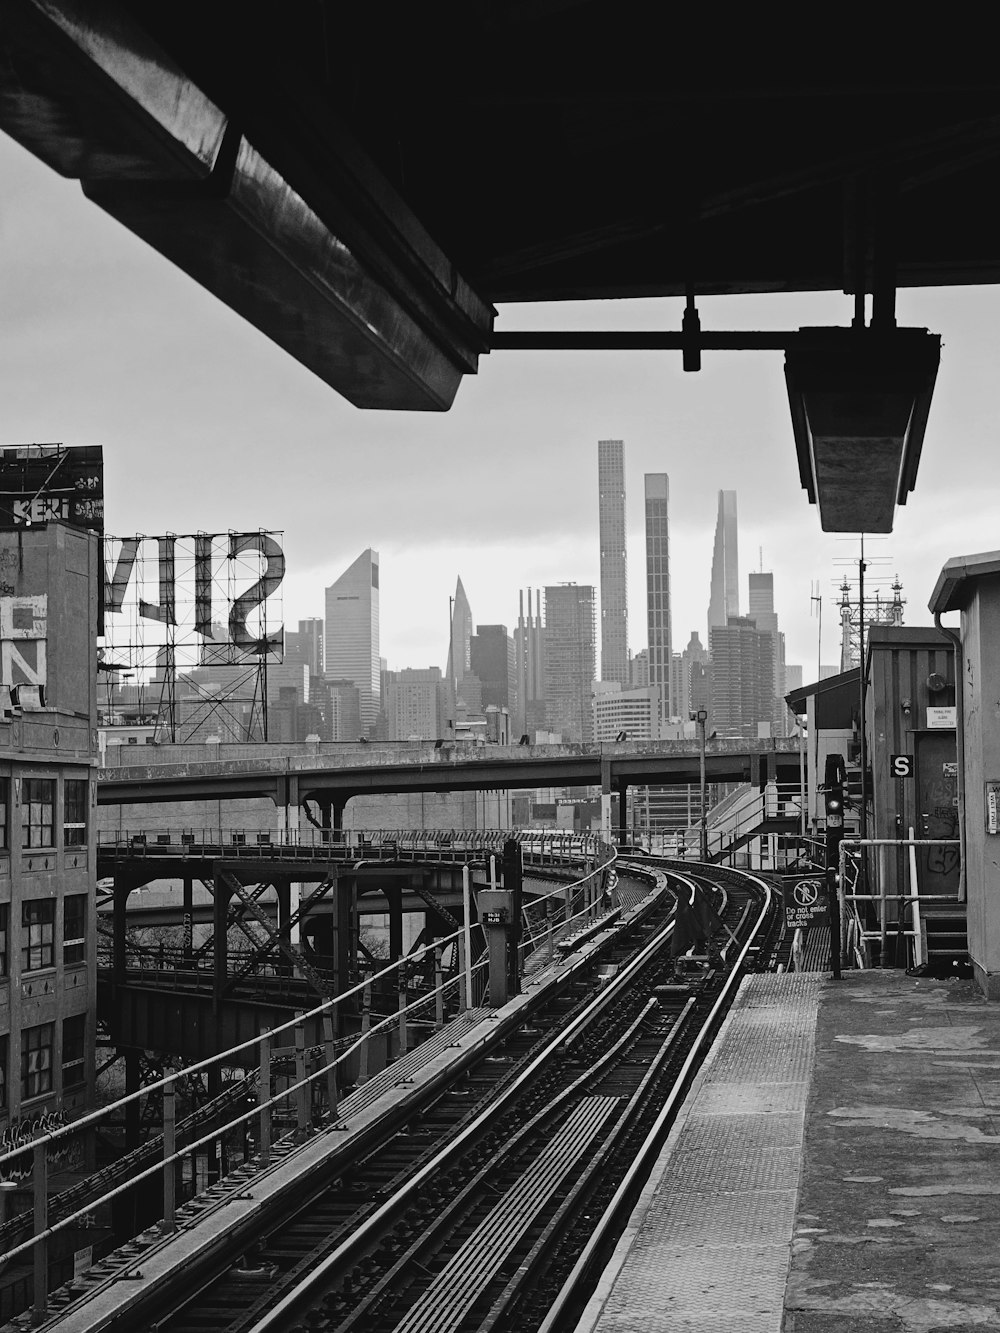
left=601, top=758, right=612, bottom=843
left=112, top=873, right=136, bottom=988
left=211, top=868, right=230, bottom=1092
left=124, top=1051, right=140, bottom=1150
left=313, top=796, right=347, bottom=846
left=387, top=886, right=403, bottom=964
left=334, top=873, right=353, bottom=999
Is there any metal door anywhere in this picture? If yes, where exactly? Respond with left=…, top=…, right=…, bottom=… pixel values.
left=914, top=731, right=960, bottom=897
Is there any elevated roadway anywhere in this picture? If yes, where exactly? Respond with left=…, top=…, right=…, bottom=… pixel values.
left=97, top=737, right=803, bottom=826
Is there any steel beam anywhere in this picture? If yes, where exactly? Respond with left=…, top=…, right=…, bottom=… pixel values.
left=0, top=0, right=492, bottom=410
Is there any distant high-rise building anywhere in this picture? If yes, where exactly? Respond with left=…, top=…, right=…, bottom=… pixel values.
left=599, top=440, right=629, bottom=685
left=544, top=584, right=596, bottom=743
left=386, top=667, right=442, bottom=740
left=515, top=588, right=546, bottom=736
left=630, top=648, right=649, bottom=689
left=748, top=571, right=787, bottom=734
left=710, top=615, right=775, bottom=739
left=670, top=654, right=684, bottom=720
left=324, top=549, right=380, bottom=733
left=592, top=682, right=667, bottom=742
left=322, top=678, right=363, bottom=741
left=708, top=490, right=739, bottom=640
left=285, top=618, right=323, bottom=678
left=446, top=576, right=475, bottom=720
left=470, top=624, right=517, bottom=720
left=645, top=474, right=672, bottom=718
left=674, top=630, right=709, bottom=722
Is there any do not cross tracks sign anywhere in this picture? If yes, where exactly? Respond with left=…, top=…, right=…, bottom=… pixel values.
left=783, top=877, right=828, bottom=930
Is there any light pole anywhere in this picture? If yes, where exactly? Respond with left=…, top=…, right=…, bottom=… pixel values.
left=690, top=708, right=708, bottom=860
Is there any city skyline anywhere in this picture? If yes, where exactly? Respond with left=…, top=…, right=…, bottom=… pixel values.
left=2, top=130, right=991, bottom=684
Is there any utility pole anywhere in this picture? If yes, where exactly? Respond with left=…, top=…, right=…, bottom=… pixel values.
left=691, top=708, right=708, bottom=860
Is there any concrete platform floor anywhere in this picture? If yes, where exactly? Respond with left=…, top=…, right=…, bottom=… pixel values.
left=577, top=970, right=1000, bottom=1333
left=787, top=971, right=1000, bottom=1332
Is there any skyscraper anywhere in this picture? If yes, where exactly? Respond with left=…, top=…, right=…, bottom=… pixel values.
left=470, top=624, right=517, bottom=720
left=748, top=570, right=787, bottom=734
left=515, top=587, right=546, bottom=736
left=284, top=617, right=323, bottom=677
left=544, top=584, right=596, bottom=743
left=598, top=440, right=628, bottom=686
left=645, top=474, right=671, bottom=719
left=708, top=490, right=739, bottom=638
left=674, top=630, right=709, bottom=723
left=324, top=549, right=380, bottom=734
left=446, top=576, right=474, bottom=722
left=385, top=667, right=442, bottom=740
left=709, top=615, right=775, bottom=739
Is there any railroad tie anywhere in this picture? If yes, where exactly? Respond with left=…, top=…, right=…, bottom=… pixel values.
left=396, top=1095, right=621, bottom=1333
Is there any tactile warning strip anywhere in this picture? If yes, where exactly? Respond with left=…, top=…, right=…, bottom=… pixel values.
left=577, top=973, right=823, bottom=1333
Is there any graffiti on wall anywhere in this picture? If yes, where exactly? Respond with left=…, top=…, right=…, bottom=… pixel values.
left=0, top=1108, right=84, bottom=1182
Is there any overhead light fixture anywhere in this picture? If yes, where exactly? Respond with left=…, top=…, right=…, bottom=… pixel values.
left=785, top=327, right=940, bottom=533
left=494, top=319, right=941, bottom=535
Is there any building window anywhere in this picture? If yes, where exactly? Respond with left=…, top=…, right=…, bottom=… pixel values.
left=63, top=894, right=87, bottom=967
left=64, top=779, right=89, bottom=847
left=21, top=778, right=54, bottom=849
left=0, top=904, right=7, bottom=978
left=62, top=1015, right=86, bottom=1090
left=22, top=899, right=55, bottom=972
left=21, top=1022, right=53, bottom=1100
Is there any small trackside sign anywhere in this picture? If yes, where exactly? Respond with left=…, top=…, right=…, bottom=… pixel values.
left=783, top=877, right=828, bottom=930
left=891, top=754, right=914, bottom=778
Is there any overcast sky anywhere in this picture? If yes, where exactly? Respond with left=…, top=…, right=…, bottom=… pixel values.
left=1, top=131, right=994, bottom=681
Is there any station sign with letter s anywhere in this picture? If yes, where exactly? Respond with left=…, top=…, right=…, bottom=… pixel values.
left=890, top=754, right=914, bottom=779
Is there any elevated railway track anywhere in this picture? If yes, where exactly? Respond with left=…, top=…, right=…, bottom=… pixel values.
left=3, top=858, right=782, bottom=1333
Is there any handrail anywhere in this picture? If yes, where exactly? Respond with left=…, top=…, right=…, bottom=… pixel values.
left=837, top=836, right=961, bottom=968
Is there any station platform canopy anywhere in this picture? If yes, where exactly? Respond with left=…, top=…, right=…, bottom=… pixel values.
left=2, top=5, right=997, bottom=526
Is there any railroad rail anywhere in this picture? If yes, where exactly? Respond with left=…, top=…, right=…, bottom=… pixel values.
left=136, top=865, right=773, bottom=1333
left=2, top=860, right=780, bottom=1332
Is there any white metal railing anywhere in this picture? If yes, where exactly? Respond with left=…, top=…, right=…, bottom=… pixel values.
left=837, top=834, right=961, bottom=969
left=2, top=845, right=614, bottom=1322
left=97, top=826, right=604, bottom=859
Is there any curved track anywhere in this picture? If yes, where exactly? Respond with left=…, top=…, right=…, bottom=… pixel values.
left=130, top=862, right=778, bottom=1333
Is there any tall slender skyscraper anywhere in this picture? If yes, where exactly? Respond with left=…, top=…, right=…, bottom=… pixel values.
left=708, top=490, right=739, bottom=639
left=644, top=474, right=671, bottom=719
left=515, top=587, right=546, bottom=737
left=324, top=549, right=380, bottom=733
left=442, top=576, right=475, bottom=728
left=544, top=584, right=596, bottom=743
left=598, top=440, right=628, bottom=686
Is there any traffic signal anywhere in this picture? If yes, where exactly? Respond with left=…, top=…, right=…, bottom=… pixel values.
left=824, top=753, right=846, bottom=826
